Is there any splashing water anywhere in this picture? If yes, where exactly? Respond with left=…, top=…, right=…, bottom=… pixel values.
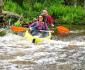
left=0, top=31, right=85, bottom=70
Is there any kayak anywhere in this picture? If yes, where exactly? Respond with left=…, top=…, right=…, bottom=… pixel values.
left=24, top=30, right=51, bottom=43
left=11, top=26, right=52, bottom=43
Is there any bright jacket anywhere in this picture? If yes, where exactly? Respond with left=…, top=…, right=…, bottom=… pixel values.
left=43, top=15, right=53, bottom=25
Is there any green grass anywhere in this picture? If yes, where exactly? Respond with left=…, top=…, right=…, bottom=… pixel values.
left=49, top=4, right=85, bottom=24
left=3, top=0, right=85, bottom=25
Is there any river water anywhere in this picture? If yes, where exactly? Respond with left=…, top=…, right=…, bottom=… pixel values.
left=0, top=30, right=85, bottom=70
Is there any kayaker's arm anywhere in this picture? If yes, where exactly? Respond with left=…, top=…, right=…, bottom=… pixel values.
left=29, top=22, right=39, bottom=30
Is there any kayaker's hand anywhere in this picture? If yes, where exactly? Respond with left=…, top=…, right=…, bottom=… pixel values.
left=29, top=27, right=33, bottom=30
left=51, top=24, right=54, bottom=27
left=39, top=30, right=42, bottom=32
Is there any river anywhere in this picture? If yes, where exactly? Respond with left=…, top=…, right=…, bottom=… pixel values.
left=0, top=30, right=85, bottom=70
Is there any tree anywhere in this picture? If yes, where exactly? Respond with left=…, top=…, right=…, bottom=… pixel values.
left=74, top=0, right=78, bottom=7
left=64, top=0, right=70, bottom=5
left=84, top=0, right=85, bottom=9
left=0, top=0, right=3, bottom=13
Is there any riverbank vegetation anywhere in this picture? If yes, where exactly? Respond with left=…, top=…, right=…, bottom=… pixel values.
left=3, top=0, right=85, bottom=25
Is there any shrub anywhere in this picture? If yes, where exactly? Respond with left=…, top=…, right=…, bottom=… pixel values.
left=49, top=4, right=85, bottom=24
left=4, top=0, right=85, bottom=25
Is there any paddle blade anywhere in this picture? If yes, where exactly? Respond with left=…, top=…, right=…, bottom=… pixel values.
left=57, top=26, right=70, bottom=35
left=11, top=26, right=26, bottom=32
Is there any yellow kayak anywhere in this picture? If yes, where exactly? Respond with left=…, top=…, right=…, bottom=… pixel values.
left=24, top=30, right=51, bottom=43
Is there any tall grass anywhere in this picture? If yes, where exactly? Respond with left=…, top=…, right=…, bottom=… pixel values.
left=48, top=4, right=85, bottom=24
left=4, top=1, right=85, bottom=24
left=4, top=1, right=23, bottom=14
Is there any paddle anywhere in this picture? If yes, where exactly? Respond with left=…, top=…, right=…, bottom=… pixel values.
left=39, top=30, right=54, bottom=33
left=27, top=27, right=54, bottom=33
left=48, top=25, right=70, bottom=36
left=56, top=25, right=70, bottom=34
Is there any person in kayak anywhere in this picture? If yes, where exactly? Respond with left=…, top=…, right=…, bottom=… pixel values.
left=41, top=10, right=54, bottom=27
left=29, top=15, right=49, bottom=37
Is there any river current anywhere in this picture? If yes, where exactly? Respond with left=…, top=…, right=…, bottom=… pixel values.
left=0, top=30, right=85, bottom=70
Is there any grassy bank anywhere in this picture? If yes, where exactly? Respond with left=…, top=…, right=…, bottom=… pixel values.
left=3, top=0, right=85, bottom=25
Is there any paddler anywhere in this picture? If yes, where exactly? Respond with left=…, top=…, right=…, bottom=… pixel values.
left=29, top=15, right=49, bottom=37
left=41, top=10, right=54, bottom=27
